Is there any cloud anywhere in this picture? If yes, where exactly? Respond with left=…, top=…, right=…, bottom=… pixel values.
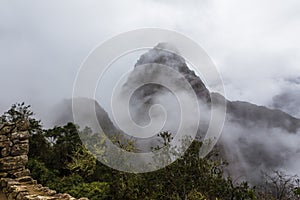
left=271, top=78, right=300, bottom=118
left=220, top=114, right=300, bottom=184
left=0, top=0, right=299, bottom=124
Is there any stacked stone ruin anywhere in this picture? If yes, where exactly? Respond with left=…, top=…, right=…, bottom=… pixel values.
left=0, top=121, right=88, bottom=200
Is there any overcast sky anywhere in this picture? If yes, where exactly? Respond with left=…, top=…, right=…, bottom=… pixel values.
left=1, top=0, right=300, bottom=124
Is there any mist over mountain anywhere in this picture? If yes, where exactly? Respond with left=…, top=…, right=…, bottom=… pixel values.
left=121, top=43, right=300, bottom=183
left=50, top=98, right=119, bottom=137
left=54, top=43, right=300, bottom=185
left=271, top=79, right=300, bottom=119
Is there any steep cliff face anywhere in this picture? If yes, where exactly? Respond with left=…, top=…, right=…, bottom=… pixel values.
left=0, top=121, right=88, bottom=200
left=132, top=43, right=211, bottom=102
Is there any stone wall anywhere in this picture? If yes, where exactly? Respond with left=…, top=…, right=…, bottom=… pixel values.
left=0, top=121, right=88, bottom=200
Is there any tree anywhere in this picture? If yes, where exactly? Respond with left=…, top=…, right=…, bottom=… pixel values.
left=43, top=122, right=82, bottom=174
left=258, top=170, right=300, bottom=200
left=0, top=102, right=42, bottom=134
left=67, top=145, right=96, bottom=177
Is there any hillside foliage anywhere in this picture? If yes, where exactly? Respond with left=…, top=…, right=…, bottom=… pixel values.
left=2, top=103, right=300, bottom=200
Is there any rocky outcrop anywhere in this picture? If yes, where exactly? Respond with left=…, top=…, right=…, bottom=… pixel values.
left=0, top=121, right=88, bottom=200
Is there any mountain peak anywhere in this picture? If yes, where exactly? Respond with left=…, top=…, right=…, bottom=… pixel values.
left=134, top=43, right=211, bottom=102
left=135, top=42, right=184, bottom=70
left=155, top=42, right=180, bottom=54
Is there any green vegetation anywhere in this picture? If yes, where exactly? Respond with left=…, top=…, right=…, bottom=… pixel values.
left=2, top=103, right=300, bottom=200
